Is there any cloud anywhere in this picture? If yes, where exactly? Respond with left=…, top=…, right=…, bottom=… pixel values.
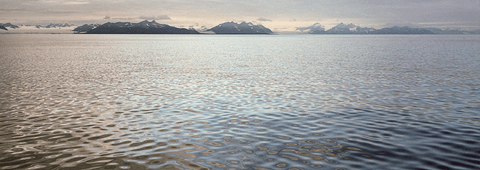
left=103, top=16, right=110, bottom=20
left=64, top=1, right=89, bottom=5
left=0, top=8, right=27, bottom=12
left=111, top=17, right=136, bottom=20
left=138, top=15, right=171, bottom=20
left=41, top=10, right=79, bottom=14
left=274, top=27, right=288, bottom=30
left=382, top=22, right=422, bottom=28
left=257, top=17, right=272, bottom=21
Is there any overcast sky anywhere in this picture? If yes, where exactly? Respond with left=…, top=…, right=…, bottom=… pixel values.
left=1, top=0, right=479, bottom=30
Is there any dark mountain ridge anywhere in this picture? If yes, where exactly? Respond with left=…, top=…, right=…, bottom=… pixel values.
left=0, top=23, right=19, bottom=30
left=73, top=24, right=101, bottom=33
left=86, top=20, right=199, bottom=34
left=207, top=22, right=273, bottom=34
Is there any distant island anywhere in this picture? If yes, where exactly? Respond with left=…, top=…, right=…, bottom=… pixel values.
left=207, top=22, right=273, bottom=34
left=297, top=23, right=435, bottom=34
left=370, top=26, right=433, bottom=34
left=36, top=23, right=74, bottom=29
left=0, top=23, right=20, bottom=31
left=0, top=22, right=75, bottom=34
left=83, top=20, right=199, bottom=34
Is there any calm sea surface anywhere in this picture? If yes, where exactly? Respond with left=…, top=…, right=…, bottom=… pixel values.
left=1, top=34, right=479, bottom=170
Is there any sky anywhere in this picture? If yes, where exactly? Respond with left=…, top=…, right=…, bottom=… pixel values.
left=1, top=0, right=480, bottom=31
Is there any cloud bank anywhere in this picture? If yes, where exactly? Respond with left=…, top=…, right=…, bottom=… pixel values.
left=257, top=17, right=272, bottom=22
left=138, top=15, right=171, bottom=20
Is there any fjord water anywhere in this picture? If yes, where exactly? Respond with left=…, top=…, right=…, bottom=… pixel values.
left=1, top=34, right=479, bottom=170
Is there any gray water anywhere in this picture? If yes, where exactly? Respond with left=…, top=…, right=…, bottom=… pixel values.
left=1, top=34, right=479, bottom=170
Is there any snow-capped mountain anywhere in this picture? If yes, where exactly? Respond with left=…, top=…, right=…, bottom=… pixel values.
left=207, top=22, right=273, bottom=34
left=85, top=20, right=199, bottom=34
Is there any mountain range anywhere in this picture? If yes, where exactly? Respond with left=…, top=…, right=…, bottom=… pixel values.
left=0, top=23, right=19, bottom=31
left=76, top=21, right=273, bottom=34
left=297, top=23, right=436, bottom=34
left=73, top=24, right=101, bottom=33
left=207, top=22, right=273, bottom=34
left=85, top=20, right=199, bottom=34
left=36, top=23, right=74, bottom=28
left=2, top=21, right=480, bottom=34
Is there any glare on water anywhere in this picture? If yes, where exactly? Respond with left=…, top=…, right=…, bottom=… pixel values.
left=0, top=34, right=479, bottom=170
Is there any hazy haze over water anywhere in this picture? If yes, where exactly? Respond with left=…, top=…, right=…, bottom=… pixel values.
left=1, top=34, right=480, bottom=169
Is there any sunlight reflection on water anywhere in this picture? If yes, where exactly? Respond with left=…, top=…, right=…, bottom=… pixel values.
left=1, top=34, right=480, bottom=170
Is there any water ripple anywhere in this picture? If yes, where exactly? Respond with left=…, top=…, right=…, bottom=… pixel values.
left=1, top=34, right=479, bottom=169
